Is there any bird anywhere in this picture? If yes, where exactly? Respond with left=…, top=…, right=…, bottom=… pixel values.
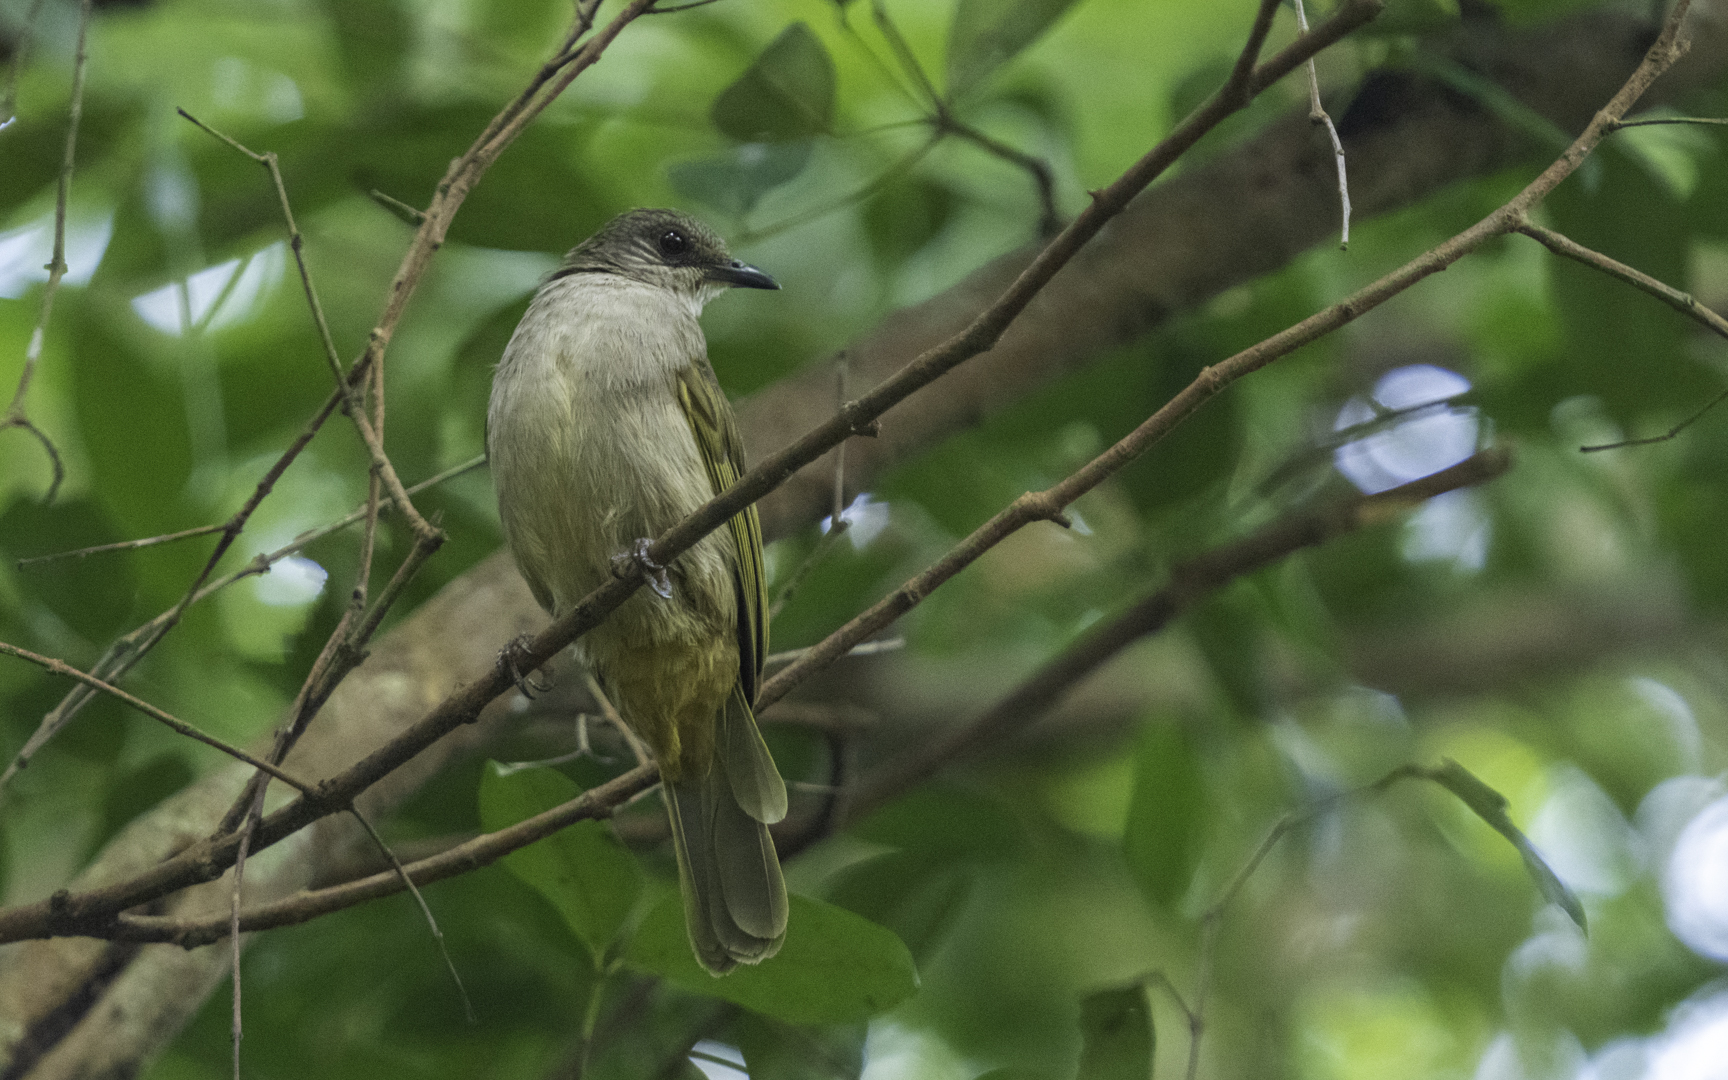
left=487, top=208, right=788, bottom=974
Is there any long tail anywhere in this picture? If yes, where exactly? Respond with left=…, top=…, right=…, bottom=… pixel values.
left=664, top=685, right=789, bottom=975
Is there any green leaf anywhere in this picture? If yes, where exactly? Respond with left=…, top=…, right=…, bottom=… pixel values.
left=945, top=0, right=1081, bottom=99
left=668, top=141, right=814, bottom=219
left=1077, top=984, right=1154, bottom=1080
left=711, top=23, right=835, bottom=143
left=625, top=893, right=918, bottom=1023
left=1427, top=759, right=1587, bottom=931
left=733, top=1013, right=866, bottom=1080
left=1123, top=720, right=1205, bottom=909
left=1614, top=117, right=1716, bottom=201
left=826, top=849, right=975, bottom=964
left=477, top=763, right=643, bottom=962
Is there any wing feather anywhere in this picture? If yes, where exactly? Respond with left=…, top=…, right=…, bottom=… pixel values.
left=675, top=365, right=768, bottom=701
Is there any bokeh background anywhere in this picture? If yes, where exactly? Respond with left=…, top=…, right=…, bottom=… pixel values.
left=3, top=0, right=1728, bottom=1077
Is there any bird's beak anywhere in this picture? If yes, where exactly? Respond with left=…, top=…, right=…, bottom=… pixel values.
left=706, top=260, right=780, bottom=290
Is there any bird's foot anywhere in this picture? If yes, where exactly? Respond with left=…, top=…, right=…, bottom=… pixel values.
left=613, top=538, right=673, bottom=599
left=500, top=635, right=552, bottom=698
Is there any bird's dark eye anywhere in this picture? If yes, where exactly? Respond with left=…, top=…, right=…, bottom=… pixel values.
left=658, top=230, right=688, bottom=257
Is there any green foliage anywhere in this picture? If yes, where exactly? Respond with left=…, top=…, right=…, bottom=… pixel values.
left=1, top=0, right=1727, bottom=1077
left=625, top=892, right=919, bottom=1024
left=1123, top=720, right=1206, bottom=909
left=711, top=23, right=836, bottom=143
left=670, top=141, right=815, bottom=219
left=1076, top=983, right=1154, bottom=1080
left=946, top=0, right=1082, bottom=99
left=476, top=764, right=643, bottom=963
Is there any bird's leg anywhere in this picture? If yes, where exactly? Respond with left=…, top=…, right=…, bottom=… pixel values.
left=499, top=634, right=552, bottom=697
left=613, top=537, right=673, bottom=599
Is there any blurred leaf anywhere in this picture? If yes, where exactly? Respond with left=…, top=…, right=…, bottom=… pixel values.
left=316, top=0, right=411, bottom=100
left=1123, top=720, right=1205, bottom=910
left=1188, top=586, right=1267, bottom=721
left=946, top=0, right=1081, bottom=99
left=472, top=0, right=569, bottom=58
left=1076, top=984, right=1153, bottom=1080
left=1614, top=117, right=1717, bottom=201
left=863, top=174, right=958, bottom=269
left=0, top=495, right=139, bottom=644
left=711, top=23, right=835, bottom=142
left=93, top=751, right=194, bottom=859
left=477, top=763, right=642, bottom=962
left=1544, top=146, right=1703, bottom=425
left=733, top=1012, right=866, bottom=1080
left=668, top=141, right=814, bottom=219
left=849, top=785, right=1023, bottom=858
left=1355, top=0, right=1460, bottom=36
left=827, top=848, right=975, bottom=963
left=624, top=893, right=917, bottom=1023
left=1411, top=53, right=1595, bottom=188
left=70, top=305, right=195, bottom=544
left=1426, top=758, right=1587, bottom=930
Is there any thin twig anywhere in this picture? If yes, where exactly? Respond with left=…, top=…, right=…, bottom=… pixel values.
left=346, top=807, right=475, bottom=1022
left=1515, top=221, right=1728, bottom=343
left=103, top=766, right=661, bottom=945
left=939, top=115, right=1061, bottom=236
left=1294, top=0, right=1351, bottom=248
left=763, top=637, right=904, bottom=668
left=1511, top=220, right=1728, bottom=451
left=1579, top=385, right=1728, bottom=451
left=229, top=804, right=256, bottom=1080
left=17, top=523, right=229, bottom=567
left=870, top=0, right=941, bottom=111
left=0, top=0, right=91, bottom=504
left=1609, top=116, right=1728, bottom=128
left=177, top=108, right=439, bottom=542
left=368, top=188, right=427, bottom=225
left=0, top=641, right=317, bottom=792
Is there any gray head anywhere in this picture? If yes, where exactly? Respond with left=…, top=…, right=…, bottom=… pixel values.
left=552, top=208, right=778, bottom=297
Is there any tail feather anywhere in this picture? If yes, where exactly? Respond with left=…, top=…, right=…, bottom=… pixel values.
left=666, top=750, right=788, bottom=975
left=665, top=780, right=734, bottom=975
left=711, top=776, right=789, bottom=940
left=720, top=685, right=788, bottom=824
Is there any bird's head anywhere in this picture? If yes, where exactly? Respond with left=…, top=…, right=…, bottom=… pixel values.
left=558, top=208, right=778, bottom=302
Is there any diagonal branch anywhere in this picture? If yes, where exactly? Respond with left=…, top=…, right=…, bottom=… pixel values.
left=836, top=449, right=1513, bottom=824
left=74, top=450, right=1510, bottom=945
left=0, top=0, right=1386, bottom=945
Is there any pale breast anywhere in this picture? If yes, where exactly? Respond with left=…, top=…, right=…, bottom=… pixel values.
left=487, top=274, right=737, bottom=647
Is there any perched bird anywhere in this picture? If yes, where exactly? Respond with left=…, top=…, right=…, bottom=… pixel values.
left=487, top=208, right=788, bottom=974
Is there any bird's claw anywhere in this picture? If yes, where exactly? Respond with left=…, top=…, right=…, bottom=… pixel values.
left=500, top=635, right=552, bottom=698
left=613, top=538, right=673, bottom=599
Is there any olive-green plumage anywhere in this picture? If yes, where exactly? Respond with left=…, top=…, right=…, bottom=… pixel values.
left=487, top=209, right=787, bottom=974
